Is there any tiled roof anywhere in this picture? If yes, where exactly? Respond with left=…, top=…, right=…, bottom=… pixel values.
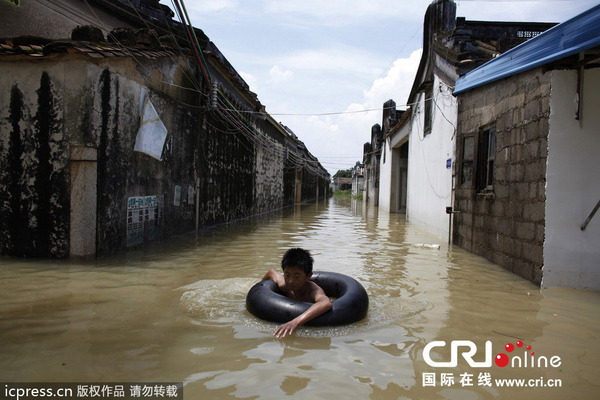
left=0, top=40, right=177, bottom=59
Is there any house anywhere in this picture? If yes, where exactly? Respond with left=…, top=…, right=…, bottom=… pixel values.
left=0, top=1, right=329, bottom=258
left=332, top=177, right=353, bottom=192
left=371, top=100, right=409, bottom=214
left=0, top=0, right=172, bottom=39
left=363, top=124, right=383, bottom=205
left=368, top=0, right=555, bottom=240
left=398, top=0, right=555, bottom=240
left=351, top=161, right=365, bottom=197
left=452, top=3, right=600, bottom=289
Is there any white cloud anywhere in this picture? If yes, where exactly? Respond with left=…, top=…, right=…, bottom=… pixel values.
left=283, top=49, right=423, bottom=173
left=175, top=0, right=598, bottom=176
left=263, top=0, right=426, bottom=24
left=362, top=49, right=423, bottom=109
left=268, top=66, right=293, bottom=83
left=277, top=47, right=383, bottom=76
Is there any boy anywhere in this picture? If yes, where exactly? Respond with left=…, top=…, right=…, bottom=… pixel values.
left=261, top=248, right=332, bottom=338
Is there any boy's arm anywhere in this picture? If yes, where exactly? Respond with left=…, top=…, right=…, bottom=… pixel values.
left=273, top=287, right=332, bottom=338
left=261, top=269, right=284, bottom=286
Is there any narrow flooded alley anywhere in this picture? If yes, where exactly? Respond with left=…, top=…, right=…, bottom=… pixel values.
left=1, top=198, right=598, bottom=399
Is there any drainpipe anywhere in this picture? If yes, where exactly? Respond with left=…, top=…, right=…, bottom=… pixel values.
left=446, top=206, right=460, bottom=245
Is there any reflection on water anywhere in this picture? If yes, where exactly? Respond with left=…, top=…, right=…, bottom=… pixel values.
left=0, top=198, right=598, bottom=399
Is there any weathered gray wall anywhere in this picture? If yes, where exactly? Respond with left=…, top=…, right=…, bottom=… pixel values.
left=454, top=67, right=550, bottom=284
left=254, top=142, right=284, bottom=214
left=0, top=47, right=326, bottom=258
left=0, top=70, right=70, bottom=257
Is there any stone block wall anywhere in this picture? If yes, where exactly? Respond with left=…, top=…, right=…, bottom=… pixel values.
left=0, top=47, right=326, bottom=258
left=254, top=143, right=285, bottom=214
left=454, top=67, right=550, bottom=285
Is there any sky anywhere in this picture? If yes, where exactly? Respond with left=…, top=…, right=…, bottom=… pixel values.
left=165, top=0, right=599, bottom=176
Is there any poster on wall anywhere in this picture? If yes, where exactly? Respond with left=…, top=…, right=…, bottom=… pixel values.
left=133, top=96, right=168, bottom=161
left=127, top=196, right=159, bottom=247
left=127, top=197, right=144, bottom=246
left=144, top=196, right=159, bottom=241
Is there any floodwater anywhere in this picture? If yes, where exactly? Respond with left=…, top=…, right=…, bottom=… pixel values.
left=0, top=198, right=598, bottom=400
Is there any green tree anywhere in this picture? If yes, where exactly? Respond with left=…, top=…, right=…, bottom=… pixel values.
left=333, top=168, right=352, bottom=178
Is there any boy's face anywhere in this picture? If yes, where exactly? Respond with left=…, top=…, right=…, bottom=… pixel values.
left=283, top=266, right=311, bottom=291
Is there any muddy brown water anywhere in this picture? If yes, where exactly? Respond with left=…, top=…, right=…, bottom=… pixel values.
left=1, top=198, right=598, bottom=399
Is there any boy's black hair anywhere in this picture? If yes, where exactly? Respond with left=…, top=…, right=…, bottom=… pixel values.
left=281, top=247, right=314, bottom=274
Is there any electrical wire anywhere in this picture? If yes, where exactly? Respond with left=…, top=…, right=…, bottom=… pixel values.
left=175, top=0, right=212, bottom=83
left=52, top=0, right=330, bottom=178
left=79, top=0, right=209, bottom=110
left=122, top=0, right=204, bottom=92
left=171, top=0, right=211, bottom=89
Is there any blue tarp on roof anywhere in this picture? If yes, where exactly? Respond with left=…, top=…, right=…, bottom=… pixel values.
left=454, top=4, right=600, bottom=94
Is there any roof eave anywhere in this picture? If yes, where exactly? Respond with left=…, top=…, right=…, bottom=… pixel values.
left=454, top=4, right=600, bottom=95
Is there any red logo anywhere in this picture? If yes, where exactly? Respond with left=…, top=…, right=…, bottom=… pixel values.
left=495, top=341, right=561, bottom=368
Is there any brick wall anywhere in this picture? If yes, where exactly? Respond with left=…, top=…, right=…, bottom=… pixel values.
left=454, top=67, right=550, bottom=285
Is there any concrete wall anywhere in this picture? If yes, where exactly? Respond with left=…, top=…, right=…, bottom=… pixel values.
left=407, top=75, right=456, bottom=240
left=254, top=144, right=285, bottom=214
left=352, top=167, right=364, bottom=197
left=364, top=125, right=382, bottom=205
left=543, top=68, right=600, bottom=290
left=379, top=122, right=409, bottom=213
left=454, top=67, right=550, bottom=285
left=0, top=69, right=70, bottom=257
left=0, top=45, right=325, bottom=258
left=378, top=139, right=393, bottom=212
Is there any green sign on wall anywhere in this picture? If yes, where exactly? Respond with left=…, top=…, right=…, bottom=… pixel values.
left=3, top=0, right=21, bottom=7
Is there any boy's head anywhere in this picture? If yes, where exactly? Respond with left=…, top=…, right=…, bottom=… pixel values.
left=281, top=247, right=313, bottom=275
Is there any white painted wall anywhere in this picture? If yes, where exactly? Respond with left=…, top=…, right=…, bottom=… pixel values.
left=379, top=139, right=393, bottom=213
left=379, top=122, right=409, bottom=213
left=543, top=68, right=600, bottom=290
left=406, top=75, right=457, bottom=240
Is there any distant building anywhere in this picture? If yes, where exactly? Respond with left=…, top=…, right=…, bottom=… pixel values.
left=351, top=162, right=364, bottom=197
left=363, top=124, right=383, bottom=205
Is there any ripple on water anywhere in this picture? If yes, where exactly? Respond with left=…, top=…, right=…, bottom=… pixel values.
left=178, top=277, right=431, bottom=338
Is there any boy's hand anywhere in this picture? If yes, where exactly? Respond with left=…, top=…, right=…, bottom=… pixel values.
left=272, top=293, right=332, bottom=338
left=273, top=320, right=300, bottom=338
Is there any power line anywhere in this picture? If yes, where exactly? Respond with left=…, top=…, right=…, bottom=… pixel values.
left=218, top=103, right=418, bottom=118
left=52, top=0, right=331, bottom=178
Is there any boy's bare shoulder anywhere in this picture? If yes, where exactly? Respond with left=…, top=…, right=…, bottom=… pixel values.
left=308, top=280, right=327, bottom=297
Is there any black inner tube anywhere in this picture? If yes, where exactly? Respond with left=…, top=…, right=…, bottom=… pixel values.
left=246, top=271, right=369, bottom=326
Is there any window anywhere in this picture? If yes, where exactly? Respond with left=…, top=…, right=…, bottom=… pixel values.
left=476, top=125, right=496, bottom=192
left=423, top=86, right=433, bottom=135
left=461, top=136, right=474, bottom=186
left=460, top=125, right=496, bottom=192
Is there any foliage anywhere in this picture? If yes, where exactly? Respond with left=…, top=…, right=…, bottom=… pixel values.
left=333, top=168, right=352, bottom=178
left=333, top=190, right=363, bottom=200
